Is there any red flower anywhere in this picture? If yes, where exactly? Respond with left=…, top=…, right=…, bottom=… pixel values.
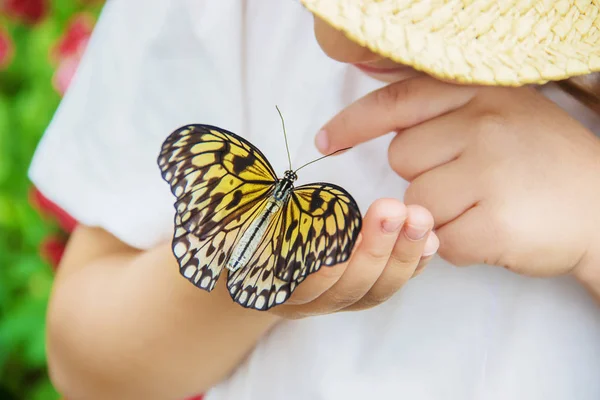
left=52, top=56, right=81, bottom=96
left=29, top=187, right=78, bottom=234
left=0, top=26, right=14, bottom=69
left=40, top=235, right=67, bottom=270
left=30, top=187, right=76, bottom=269
left=1, top=0, right=48, bottom=25
left=50, top=12, right=95, bottom=62
left=50, top=12, right=95, bottom=95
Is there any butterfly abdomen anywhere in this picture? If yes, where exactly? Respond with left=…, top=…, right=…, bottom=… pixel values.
left=226, top=178, right=294, bottom=272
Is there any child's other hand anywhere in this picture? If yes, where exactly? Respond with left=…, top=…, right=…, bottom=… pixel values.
left=315, top=77, right=600, bottom=291
left=270, top=199, right=437, bottom=318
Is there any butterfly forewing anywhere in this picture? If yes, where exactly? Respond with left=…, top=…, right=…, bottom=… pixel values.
left=159, top=125, right=278, bottom=237
left=159, top=125, right=277, bottom=188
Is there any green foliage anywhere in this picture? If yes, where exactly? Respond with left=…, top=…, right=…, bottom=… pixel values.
left=0, top=1, right=104, bottom=399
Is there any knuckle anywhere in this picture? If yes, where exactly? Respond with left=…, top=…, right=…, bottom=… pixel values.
left=388, top=136, right=416, bottom=181
left=405, top=186, right=420, bottom=205
left=476, top=111, right=508, bottom=133
left=485, top=204, right=511, bottom=248
left=388, top=250, right=421, bottom=268
left=379, top=77, right=434, bottom=125
left=374, top=78, right=426, bottom=126
left=387, top=137, right=403, bottom=174
left=485, top=210, right=512, bottom=262
left=403, top=182, right=427, bottom=206
left=375, top=81, right=411, bottom=112
left=335, top=112, right=353, bottom=138
left=366, top=247, right=392, bottom=263
left=473, top=112, right=510, bottom=147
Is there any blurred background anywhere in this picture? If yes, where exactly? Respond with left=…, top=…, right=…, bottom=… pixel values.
left=0, top=1, right=104, bottom=399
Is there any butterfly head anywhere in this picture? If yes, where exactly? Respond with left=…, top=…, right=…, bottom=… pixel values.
left=283, top=170, right=298, bottom=182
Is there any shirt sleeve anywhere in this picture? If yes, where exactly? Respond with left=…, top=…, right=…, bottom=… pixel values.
left=28, top=0, right=245, bottom=249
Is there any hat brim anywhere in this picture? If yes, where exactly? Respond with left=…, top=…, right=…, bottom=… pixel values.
left=301, top=0, right=600, bottom=86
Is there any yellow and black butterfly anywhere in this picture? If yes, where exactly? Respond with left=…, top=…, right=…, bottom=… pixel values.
left=157, top=107, right=362, bottom=311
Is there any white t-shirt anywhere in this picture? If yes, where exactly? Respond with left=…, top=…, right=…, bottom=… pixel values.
left=29, top=1, right=600, bottom=399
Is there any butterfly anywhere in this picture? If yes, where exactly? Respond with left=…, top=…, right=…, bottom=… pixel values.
left=157, top=107, right=362, bottom=311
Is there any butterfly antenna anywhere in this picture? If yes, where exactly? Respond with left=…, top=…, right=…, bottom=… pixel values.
left=276, top=105, right=293, bottom=171
left=293, top=147, right=352, bottom=174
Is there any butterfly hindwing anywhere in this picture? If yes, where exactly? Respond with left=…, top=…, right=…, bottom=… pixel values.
left=226, top=203, right=292, bottom=310
left=227, top=183, right=362, bottom=310
left=171, top=197, right=272, bottom=292
left=282, top=183, right=362, bottom=277
left=158, top=124, right=278, bottom=291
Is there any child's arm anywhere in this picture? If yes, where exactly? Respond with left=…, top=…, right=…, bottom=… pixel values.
left=47, top=225, right=280, bottom=400
left=47, top=198, right=437, bottom=399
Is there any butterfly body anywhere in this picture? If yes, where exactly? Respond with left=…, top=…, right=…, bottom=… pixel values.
left=226, top=176, right=294, bottom=272
left=159, top=123, right=362, bottom=311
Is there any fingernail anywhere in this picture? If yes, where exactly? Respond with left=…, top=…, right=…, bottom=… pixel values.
left=405, top=224, right=429, bottom=240
left=315, top=129, right=329, bottom=154
left=382, top=218, right=403, bottom=233
left=422, top=233, right=440, bottom=257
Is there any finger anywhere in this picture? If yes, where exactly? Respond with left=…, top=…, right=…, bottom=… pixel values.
left=388, top=109, right=473, bottom=181
left=315, top=76, right=478, bottom=153
left=434, top=204, right=505, bottom=267
left=280, top=198, right=407, bottom=312
left=403, top=158, right=482, bottom=228
left=344, top=205, right=436, bottom=311
left=411, top=252, right=436, bottom=278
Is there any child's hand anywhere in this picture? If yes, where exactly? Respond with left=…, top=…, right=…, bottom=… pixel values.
left=269, top=199, right=437, bottom=319
left=315, top=76, right=600, bottom=290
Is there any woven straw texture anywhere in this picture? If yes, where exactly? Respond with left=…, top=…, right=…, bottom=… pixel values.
left=301, top=0, right=600, bottom=86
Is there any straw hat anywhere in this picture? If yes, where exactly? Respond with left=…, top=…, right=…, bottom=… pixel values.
left=300, top=0, right=600, bottom=86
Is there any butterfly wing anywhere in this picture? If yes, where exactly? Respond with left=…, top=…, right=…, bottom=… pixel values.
left=170, top=198, right=271, bottom=291
left=283, top=182, right=362, bottom=276
left=227, top=182, right=362, bottom=310
left=158, top=124, right=278, bottom=291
